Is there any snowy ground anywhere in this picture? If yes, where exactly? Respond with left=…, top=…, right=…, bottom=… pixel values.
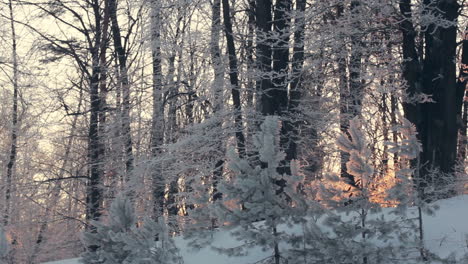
left=43, top=195, right=468, bottom=264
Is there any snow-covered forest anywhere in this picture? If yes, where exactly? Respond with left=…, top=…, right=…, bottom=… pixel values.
left=0, top=0, right=466, bottom=263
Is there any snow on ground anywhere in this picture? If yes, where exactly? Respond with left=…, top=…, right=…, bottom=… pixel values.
left=42, top=258, right=81, bottom=264
left=423, top=195, right=468, bottom=259
left=43, top=195, right=468, bottom=264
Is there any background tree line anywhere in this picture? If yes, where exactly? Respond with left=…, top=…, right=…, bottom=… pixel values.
left=0, top=0, right=465, bottom=262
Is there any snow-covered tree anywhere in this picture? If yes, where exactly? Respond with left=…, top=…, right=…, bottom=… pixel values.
left=386, top=116, right=422, bottom=207
left=124, top=217, right=182, bottom=264
left=385, top=116, right=437, bottom=261
left=308, top=117, right=424, bottom=264
left=81, top=195, right=136, bottom=264
left=213, top=116, right=305, bottom=264
left=81, top=194, right=182, bottom=264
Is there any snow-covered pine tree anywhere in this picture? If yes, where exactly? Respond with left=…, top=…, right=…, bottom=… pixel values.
left=310, top=117, right=424, bottom=264
left=124, top=217, right=182, bottom=264
left=385, top=116, right=421, bottom=207
left=385, top=116, right=437, bottom=262
left=0, top=226, right=9, bottom=264
left=213, top=116, right=305, bottom=264
left=81, top=195, right=136, bottom=264
left=81, top=194, right=182, bottom=264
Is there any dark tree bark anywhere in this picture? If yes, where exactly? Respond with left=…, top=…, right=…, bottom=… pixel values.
left=381, top=93, right=389, bottom=176
left=256, top=0, right=294, bottom=197
left=457, top=28, right=468, bottom=163
left=209, top=0, right=225, bottom=205
left=4, top=0, right=19, bottom=227
left=166, top=17, right=184, bottom=218
left=336, top=4, right=357, bottom=188
left=245, top=0, right=257, bottom=157
left=391, top=92, right=399, bottom=167
left=150, top=0, right=165, bottom=218
left=87, top=0, right=104, bottom=230
left=257, top=0, right=291, bottom=117
left=271, top=0, right=291, bottom=115
left=222, top=0, right=246, bottom=158
left=108, top=0, right=134, bottom=180
left=400, top=0, right=463, bottom=199
left=165, top=51, right=179, bottom=218
left=256, top=0, right=273, bottom=115
left=348, top=1, right=363, bottom=118
left=420, top=0, right=460, bottom=191
left=344, top=1, right=364, bottom=188
left=272, top=0, right=292, bottom=177
left=98, top=0, right=110, bottom=190
left=282, top=0, right=304, bottom=175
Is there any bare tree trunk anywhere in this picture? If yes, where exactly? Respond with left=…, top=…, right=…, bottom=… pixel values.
left=348, top=1, right=363, bottom=118
left=336, top=4, right=357, bottom=188
left=460, top=95, right=467, bottom=162
left=284, top=0, right=305, bottom=172
left=457, top=27, right=468, bottom=163
left=222, top=0, right=246, bottom=158
left=211, top=0, right=224, bottom=114
left=338, top=1, right=364, bottom=189
left=381, top=93, right=389, bottom=176
left=87, top=0, right=104, bottom=233
left=3, top=2, right=19, bottom=262
left=4, top=0, right=19, bottom=228
left=150, top=0, right=165, bottom=219
left=245, top=0, right=256, bottom=156
left=271, top=0, right=291, bottom=116
left=108, top=0, right=134, bottom=183
left=256, top=0, right=273, bottom=115
left=99, top=0, right=110, bottom=189
left=272, top=0, right=292, bottom=180
left=400, top=0, right=462, bottom=199
left=211, top=0, right=225, bottom=204
left=166, top=35, right=182, bottom=218
left=391, top=93, right=399, bottom=167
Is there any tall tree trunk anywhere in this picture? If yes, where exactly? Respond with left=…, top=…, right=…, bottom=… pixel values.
left=150, top=0, right=165, bottom=218
left=212, top=0, right=224, bottom=114
left=342, top=1, right=363, bottom=188
left=284, top=0, right=305, bottom=171
left=271, top=0, right=290, bottom=111
left=399, top=0, right=421, bottom=124
left=381, top=93, right=389, bottom=176
left=336, top=4, right=356, bottom=188
left=108, top=0, right=134, bottom=182
left=391, top=92, right=399, bottom=168
left=99, top=0, right=110, bottom=188
left=400, top=0, right=462, bottom=199
left=457, top=27, right=468, bottom=163
left=87, top=0, right=103, bottom=232
left=4, top=0, right=19, bottom=228
left=399, top=0, right=421, bottom=178
left=245, top=0, right=256, bottom=156
left=272, top=0, right=292, bottom=178
left=348, top=1, right=363, bottom=118
left=183, top=50, right=196, bottom=212
left=420, top=1, right=460, bottom=195
left=256, top=0, right=273, bottom=115
left=271, top=0, right=290, bottom=115
left=211, top=0, right=225, bottom=204
left=460, top=94, right=467, bottom=162
left=222, top=0, right=246, bottom=158
left=166, top=36, right=182, bottom=218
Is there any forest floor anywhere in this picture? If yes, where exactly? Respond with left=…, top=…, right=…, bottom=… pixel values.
left=43, top=195, right=468, bottom=264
